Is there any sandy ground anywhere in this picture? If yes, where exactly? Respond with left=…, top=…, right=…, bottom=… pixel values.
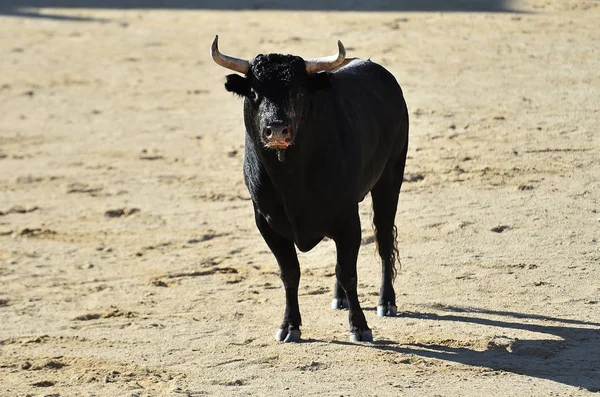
left=1, top=0, right=599, bottom=396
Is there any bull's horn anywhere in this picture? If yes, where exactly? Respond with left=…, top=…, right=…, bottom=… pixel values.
left=304, top=40, right=346, bottom=74
left=211, top=35, right=250, bottom=74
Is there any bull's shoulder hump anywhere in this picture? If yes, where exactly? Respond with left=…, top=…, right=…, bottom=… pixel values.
left=331, top=58, right=370, bottom=73
left=331, top=58, right=395, bottom=82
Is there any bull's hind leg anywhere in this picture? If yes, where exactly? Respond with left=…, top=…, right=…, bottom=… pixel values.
left=333, top=206, right=372, bottom=342
left=331, top=281, right=349, bottom=310
left=371, top=154, right=407, bottom=317
left=254, top=209, right=302, bottom=342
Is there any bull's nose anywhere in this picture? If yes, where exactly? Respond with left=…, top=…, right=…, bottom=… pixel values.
left=263, top=123, right=293, bottom=149
left=264, top=124, right=292, bottom=140
left=265, top=124, right=291, bottom=139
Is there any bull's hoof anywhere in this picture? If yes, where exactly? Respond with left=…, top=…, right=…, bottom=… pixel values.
left=377, top=303, right=397, bottom=317
left=330, top=298, right=349, bottom=310
left=349, top=329, right=373, bottom=343
left=275, top=327, right=301, bottom=343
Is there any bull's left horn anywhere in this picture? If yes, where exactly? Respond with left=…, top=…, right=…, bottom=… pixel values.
left=211, top=35, right=250, bottom=74
left=304, top=40, right=346, bottom=74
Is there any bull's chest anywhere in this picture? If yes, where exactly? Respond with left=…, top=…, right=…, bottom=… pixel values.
left=244, top=148, right=349, bottom=250
left=250, top=177, right=339, bottom=251
left=260, top=193, right=331, bottom=246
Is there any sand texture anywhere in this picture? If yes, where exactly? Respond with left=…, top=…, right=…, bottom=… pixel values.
left=1, top=0, right=599, bottom=395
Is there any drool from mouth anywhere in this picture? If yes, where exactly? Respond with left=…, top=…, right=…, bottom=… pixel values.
left=264, top=139, right=292, bottom=150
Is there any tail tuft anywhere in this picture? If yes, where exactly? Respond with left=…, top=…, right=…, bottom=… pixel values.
left=390, top=224, right=400, bottom=280
left=372, top=220, right=400, bottom=281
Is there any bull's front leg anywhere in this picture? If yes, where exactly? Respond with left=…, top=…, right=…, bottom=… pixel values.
left=333, top=208, right=373, bottom=342
left=254, top=210, right=302, bottom=342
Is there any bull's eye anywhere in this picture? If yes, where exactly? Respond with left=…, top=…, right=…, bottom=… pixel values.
left=249, top=90, right=259, bottom=101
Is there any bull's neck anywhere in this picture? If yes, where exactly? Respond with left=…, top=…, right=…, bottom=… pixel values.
left=255, top=143, right=309, bottom=178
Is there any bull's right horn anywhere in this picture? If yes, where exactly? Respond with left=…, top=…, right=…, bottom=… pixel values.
left=211, top=35, right=250, bottom=74
left=304, top=40, right=346, bottom=74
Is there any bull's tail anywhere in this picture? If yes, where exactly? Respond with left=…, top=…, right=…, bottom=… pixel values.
left=372, top=211, right=400, bottom=282
left=391, top=224, right=400, bottom=280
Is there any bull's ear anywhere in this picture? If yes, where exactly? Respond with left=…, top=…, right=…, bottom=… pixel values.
left=307, top=72, right=332, bottom=91
left=225, top=74, right=250, bottom=97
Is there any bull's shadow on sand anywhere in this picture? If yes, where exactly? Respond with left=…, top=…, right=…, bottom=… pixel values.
left=0, top=0, right=521, bottom=22
left=349, top=305, right=600, bottom=392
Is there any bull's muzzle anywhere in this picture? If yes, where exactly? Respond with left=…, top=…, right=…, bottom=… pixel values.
left=263, top=124, right=293, bottom=149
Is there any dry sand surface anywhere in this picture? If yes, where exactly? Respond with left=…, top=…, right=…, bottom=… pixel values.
left=1, top=0, right=599, bottom=395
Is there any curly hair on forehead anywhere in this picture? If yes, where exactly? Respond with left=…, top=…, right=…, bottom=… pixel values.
left=250, top=53, right=306, bottom=85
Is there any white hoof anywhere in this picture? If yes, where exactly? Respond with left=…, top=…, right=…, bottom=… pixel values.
left=377, top=304, right=397, bottom=317
left=331, top=298, right=349, bottom=310
left=275, top=328, right=301, bottom=342
left=349, top=329, right=373, bottom=342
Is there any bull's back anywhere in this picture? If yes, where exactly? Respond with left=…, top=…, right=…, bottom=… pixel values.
left=331, top=59, right=408, bottom=199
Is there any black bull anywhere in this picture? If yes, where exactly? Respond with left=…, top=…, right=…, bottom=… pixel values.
left=212, top=38, right=409, bottom=342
